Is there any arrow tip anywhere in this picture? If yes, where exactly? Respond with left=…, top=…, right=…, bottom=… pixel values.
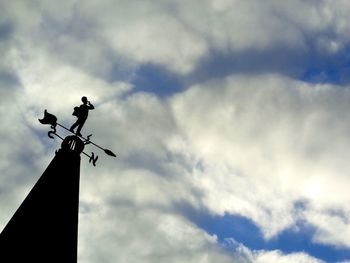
left=104, top=149, right=116, bottom=157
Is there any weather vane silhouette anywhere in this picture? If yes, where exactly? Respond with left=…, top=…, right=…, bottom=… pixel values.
left=0, top=96, right=114, bottom=262
left=39, top=96, right=116, bottom=166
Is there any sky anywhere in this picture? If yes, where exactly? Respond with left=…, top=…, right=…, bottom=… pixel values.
left=1, top=0, right=350, bottom=262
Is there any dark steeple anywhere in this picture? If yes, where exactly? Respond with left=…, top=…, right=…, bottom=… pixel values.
left=0, top=135, right=84, bottom=262
left=0, top=104, right=116, bottom=262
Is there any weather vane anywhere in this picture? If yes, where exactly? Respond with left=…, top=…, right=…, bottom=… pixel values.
left=39, top=96, right=116, bottom=166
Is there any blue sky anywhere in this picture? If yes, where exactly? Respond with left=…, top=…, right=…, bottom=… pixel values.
left=193, top=212, right=350, bottom=262
left=2, top=1, right=350, bottom=262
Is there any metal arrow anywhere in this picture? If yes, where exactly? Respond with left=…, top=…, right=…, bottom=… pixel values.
left=56, top=123, right=117, bottom=157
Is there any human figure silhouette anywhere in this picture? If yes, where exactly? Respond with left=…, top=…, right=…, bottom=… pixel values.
left=70, top=96, right=94, bottom=137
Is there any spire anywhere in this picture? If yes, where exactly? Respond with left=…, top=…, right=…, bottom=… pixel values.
left=0, top=136, right=84, bottom=262
left=0, top=103, right=116, bottom=262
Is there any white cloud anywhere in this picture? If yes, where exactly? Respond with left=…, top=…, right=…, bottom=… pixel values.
left=78, top=193, right=242, bottom=263
left=250, top=250, right=324, bottom=263
left=4, top=0, right=350, bottom=78
left=304, top=209, right=350, bottom=248
left=170, top=74, right=350, bottom=243
left=224, top=238, right=324, bottom=263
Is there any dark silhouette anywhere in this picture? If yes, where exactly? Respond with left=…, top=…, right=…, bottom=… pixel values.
left=0, top=102, right=117, bottom=262
left=0, top=136, right=83, bottom=262
left=38, top=109, right=116, bottom=163
left=38, top=109, right=57, bottom=127
left=70, top=96, right=94, bottom=137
